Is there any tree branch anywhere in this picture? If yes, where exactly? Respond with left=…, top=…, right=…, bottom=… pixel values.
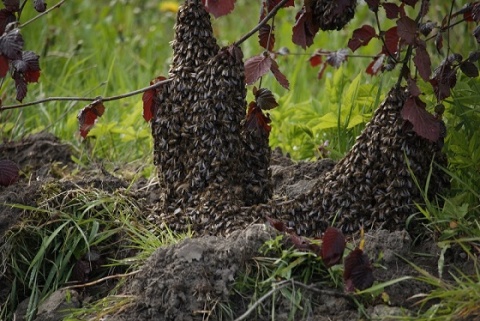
left=19, top=0, right=67, bottom=28
left=0, top=78, right=172, bottom=111
left=234, top=0, right=290, bottom=47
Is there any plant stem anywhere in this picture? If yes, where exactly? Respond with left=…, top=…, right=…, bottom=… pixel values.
left=19, top=0, right=67, bottom=28
left=0, top=78, right=172, bottom=111
left=234, top=0, right=290, bottom=47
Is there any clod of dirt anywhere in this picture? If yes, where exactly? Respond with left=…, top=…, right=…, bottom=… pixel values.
left=114, top=224, right=276, bottom=321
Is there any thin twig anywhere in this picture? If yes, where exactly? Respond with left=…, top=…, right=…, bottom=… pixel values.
left=290, top=280, right=351, bottom=299
left=233, top=280, right=291, bottom=321
left=234, top=0, right=290, bottom=47
left=0, top=77, right=172, bottom=111
left=19, top=0, right=67, bottom=28
left=62, top=270, right=140, bottom=290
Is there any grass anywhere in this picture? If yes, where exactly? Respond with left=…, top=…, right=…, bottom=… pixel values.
left=1, top=0, right=480, bottom=320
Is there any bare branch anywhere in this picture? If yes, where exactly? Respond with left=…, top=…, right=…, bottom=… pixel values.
left=0, top=78, right=172, bottom=111
left=19, top=0, right=67, bottom=28
left=234, top=0, right=290, bottom=47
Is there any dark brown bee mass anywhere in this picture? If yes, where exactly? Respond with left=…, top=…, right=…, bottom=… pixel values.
left=313, top=0, right=358, bottom=31
left=152, top=0, right=449, bottom=237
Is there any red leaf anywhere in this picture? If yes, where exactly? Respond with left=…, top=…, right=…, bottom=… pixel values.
left=0, top=159, right=19, bottom=186
left=254, top=87, right=278, bottom=110
left=0, top=9, right=16, bottom=35
left=383, top=26, right=399, bottom=55
left=244, top=53, right=272, bottom=85
left=460, top=61, right=479, bottom=78
left=270, top=58, right=289, bottom=89
left=309, top=53, right=322, bottom=67
left=401, top=96, right=440, bottom=142
left=202, top=0, right=235, bottom=18
left=344, top=248, right=374, bottom=292
left=366, top=54, right=385, bottom=76
left=321, top=227, right=346, bottom=268
left=413, top=44, right=431, bottom=81
left=430, top=61, right=456, bottom=101
left=78, top=101, right=106, bottom=138
left=142, top=76, right=166, bottom=122
left=407, top=78, right=421, bottom=97
left=401, top=0, right=418, bottom=7
left=266, top=0, right=294, bottom=11
left=266, top=216, right=287, bottom=232
left=0, top=54, right=8, bottom=77
left=348, top=25, right=376, bottom=52
left=365, top=0, right=380, bottom=12
left=397, top=16, right=417, bottom=45
left=245, top=101, right=271, bottom=135
left=288, top=233, right=311, bottom=251
left=383, top=3, right=400, bottom=19
left=292, top=8, right=319, bottom=49
left=25, top=70, right=40, bottom=83
left=258, top=24, right=275, bottom=51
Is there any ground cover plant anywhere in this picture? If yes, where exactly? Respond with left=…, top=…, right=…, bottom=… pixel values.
left=1, top=0, right=480, bottom=320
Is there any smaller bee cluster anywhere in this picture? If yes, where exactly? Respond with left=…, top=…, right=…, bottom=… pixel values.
left=312, top=0, right=358, bottom=31
left=289, top=87, right=449, bottom=235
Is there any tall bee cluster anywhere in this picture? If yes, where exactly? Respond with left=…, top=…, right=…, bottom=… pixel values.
left=153, top=0, right=273, bottom=234
left=295, top=87, right=449, bottom=235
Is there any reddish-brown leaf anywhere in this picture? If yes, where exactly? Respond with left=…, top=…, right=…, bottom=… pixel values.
left=435, top=32, right=443, bottom=52
left=258, top=24, right=275, bottom=52
left=266, top=216, right=287, bottom=232
left=321, top=227, right=346, bottom=268
left=202, top=0, right=235, bottom=18
left=244, top=53, right=272, bottom=85
left=309, top=53, right=322, bottom=67
left=0, top=29, right=24, bottom=60
left=383, top=3, right=400, bottom=19
left=348, top=25, right=376, bottom=52
left=0, top=159, right=19, bottom=186
left=292, top=8, right=319, bottom=49
left=413, top=44, right=431, bottom=81
left=0, top=9, right=16, bottom=35
left=401, top=96, right=440, bottom=142
left=266, top=0, right=294, bottom=11
left=419, top=21, right=436, bottom=37
left=383, top=26, right=400, bottom=55
left=344, top=248, right=374, bottom=292
left=3, top=0, right=20, bottom=12
left=254, top=87, right=278, bottom=110
left=245, top=101, right=271, bottom=135
left=317, top=63, right=328, bottom=79
left=365, top=0, right=380, bottom=12
left=25, top=70, right=40, bottom=83
left=407, top=77, right=421, bottom=97
left=460, top=61, right=479, bottom=78
left=430, top=61, right=456, bottom=101
left=142, top=76, right=166, bottom=122
left=12, top=71, right=26, bottom=102
left=397, top=16, right=417, bottom=45
left=366, top=54, right=385, bottom=75
left=401, top=0, right=418, bottom=7
left=270, top=58, right=290, bottom=89
left=0, top=54, right=8, bottom=77
left=78, top=101, right=106, bottom=138
left=462, top=2, right=480, bottom=22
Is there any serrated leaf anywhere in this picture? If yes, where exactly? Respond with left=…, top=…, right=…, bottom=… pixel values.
left=365, top=0, right=380, bottom=12
left=0, top=28, right=24, bottom=60
left=321, top=227, right=345, bottom=268
left=344, top=248, right=374, bottom=292
left=254, top=87, right=278, bottom=110
left=326, top=48, right=349, bottom=68
left=258, top=24, right=275, bottom=51
left=383, top=3, right=400, bottom=19
left=292, top=8, right=319, bottom=49
left=266, top=0, right=294, bottom=11
left=245, top=101, right=271, bottom=135
left=414, top=44, right=431, bottom=81
left=142, top=76, right=166, bottom=122
left=383, top=26, right=399, bottom=55
left=78, top=101, right=106, bottom=138
left=397, top=16, right=417, bottom=45
left=244, top=53, right=272, bottom=85
left=460, top=61, right=479, bottom=78
left=401, top=96, right=440, bottom=142
left=348, top=25, right=376, bottom=52
left=12, top=71, right=26, bottom=102
left=0, top=159, right=19, bottom=186
left=270, top=58, right=289, bottom=89
left=202, top=0, right=235, bottom=18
